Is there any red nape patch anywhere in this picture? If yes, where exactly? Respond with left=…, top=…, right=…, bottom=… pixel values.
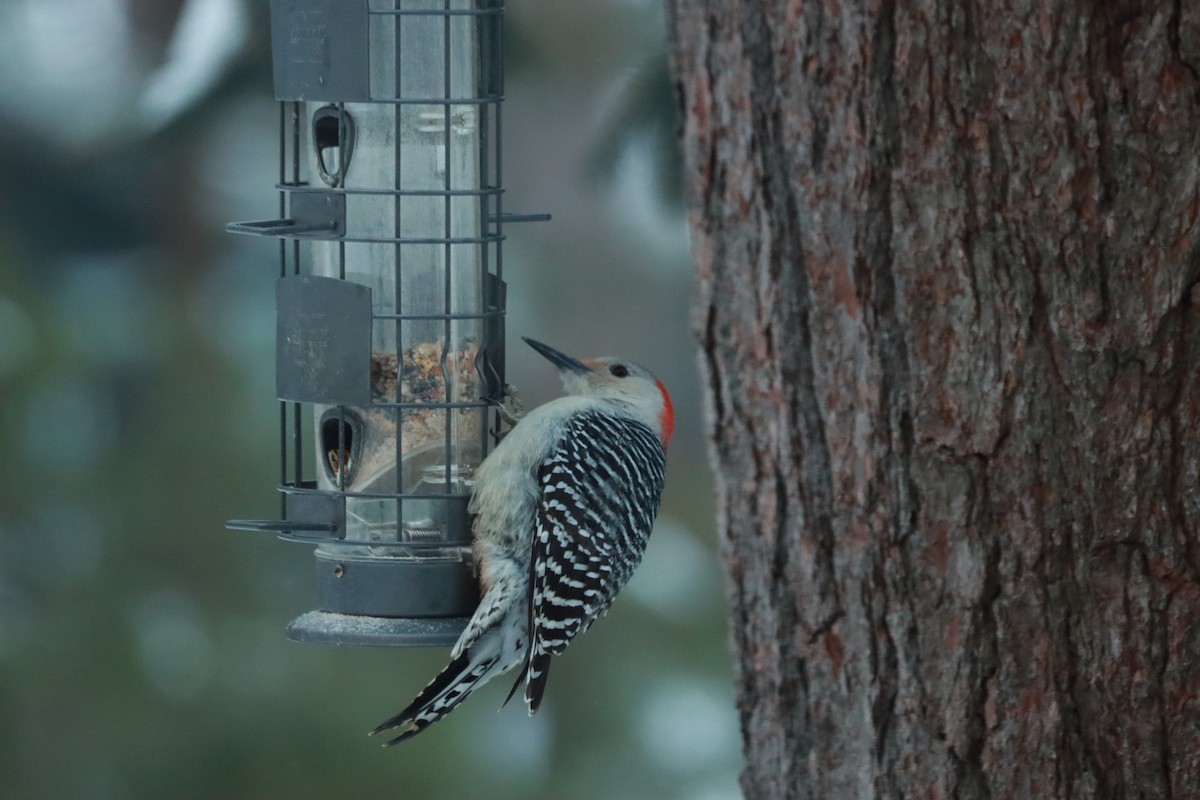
left=655, top=379, right=675, bottom=447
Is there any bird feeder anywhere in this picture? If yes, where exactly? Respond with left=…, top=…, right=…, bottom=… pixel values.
left=227, top=0, right=542, bottom=647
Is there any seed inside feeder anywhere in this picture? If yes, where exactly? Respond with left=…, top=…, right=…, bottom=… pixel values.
left=320, top=341, right=483, bottom=492
left=370, top=341, right=482, bottom=447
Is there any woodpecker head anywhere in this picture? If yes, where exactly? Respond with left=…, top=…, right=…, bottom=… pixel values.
left=523, top=337, right=674, bottom=447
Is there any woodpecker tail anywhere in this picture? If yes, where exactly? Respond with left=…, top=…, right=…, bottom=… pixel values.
left=370, top=640, right=503, bottom=745
left=524, top=651, right=553, bottom=714
left=371, top=591, right=530, bottom=745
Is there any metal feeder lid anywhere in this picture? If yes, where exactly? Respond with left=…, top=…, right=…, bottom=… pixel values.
left=286, top=611, right=469, bottom=648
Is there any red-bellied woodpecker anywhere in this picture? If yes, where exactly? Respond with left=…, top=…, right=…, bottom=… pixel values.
left=370, top=337, right=674, bottom=745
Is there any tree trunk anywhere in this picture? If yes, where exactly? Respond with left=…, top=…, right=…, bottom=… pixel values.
left=666, top=2, right=1200, bottom=798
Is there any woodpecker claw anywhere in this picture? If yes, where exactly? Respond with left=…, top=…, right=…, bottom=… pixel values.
left=494, top=383, right=525, bottom=428
left=483, top=384, right=525, bottom=442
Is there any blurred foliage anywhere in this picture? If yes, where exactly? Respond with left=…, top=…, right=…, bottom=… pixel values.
left=586, top=47, right=684, bottom=212
left=0, top=1, right=734, bottom=798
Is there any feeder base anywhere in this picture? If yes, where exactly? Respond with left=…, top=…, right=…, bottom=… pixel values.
left=286, top=610, right=469, bottom=648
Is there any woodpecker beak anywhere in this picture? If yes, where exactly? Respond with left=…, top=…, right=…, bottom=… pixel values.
left=523, top=337, right=590, bottom=374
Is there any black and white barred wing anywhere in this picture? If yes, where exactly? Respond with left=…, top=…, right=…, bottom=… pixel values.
left=523, top=412, right=666, bottom=711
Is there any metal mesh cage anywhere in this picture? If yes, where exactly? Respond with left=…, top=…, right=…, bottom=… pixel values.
left=227, top=0, right=528, bottom=647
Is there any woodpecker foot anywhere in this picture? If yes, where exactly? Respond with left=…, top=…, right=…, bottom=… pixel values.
left=499, top=383, right=526, bottom=425
left=486, top=383, right=525, bottom=434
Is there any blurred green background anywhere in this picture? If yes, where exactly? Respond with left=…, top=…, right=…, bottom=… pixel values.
left=0, top=0, right=737, bottom=797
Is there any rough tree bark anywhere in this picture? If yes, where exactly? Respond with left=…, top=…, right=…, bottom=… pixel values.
left=666, top=2, right=1200, bottom=798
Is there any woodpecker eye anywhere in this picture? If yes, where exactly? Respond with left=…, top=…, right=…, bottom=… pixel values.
left=609, top=364, right=630, bottom=378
